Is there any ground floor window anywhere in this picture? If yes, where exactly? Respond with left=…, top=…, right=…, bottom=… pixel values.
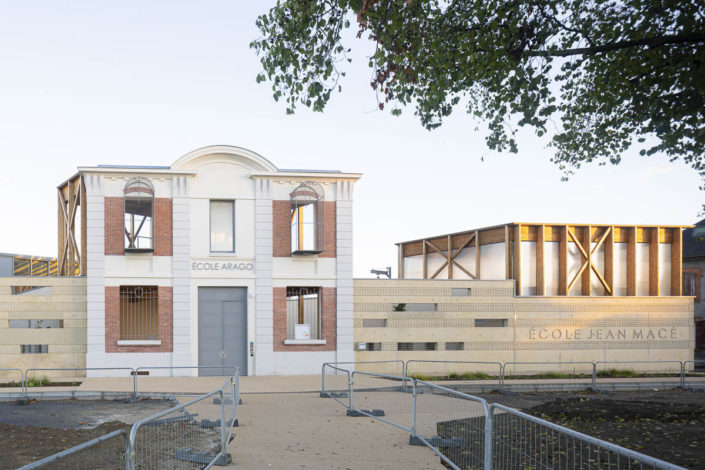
left=286, top=287, right=321, bottom=340
left=120, top=286, right=158, bottom=340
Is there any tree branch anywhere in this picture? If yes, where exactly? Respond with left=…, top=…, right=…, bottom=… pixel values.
left=525, top=32, right=705, bottom=57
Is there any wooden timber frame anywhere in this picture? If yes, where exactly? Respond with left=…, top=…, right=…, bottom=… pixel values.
left=57, top=174, right=86, bottom=276
left=396, top=223, right=691, bottom=296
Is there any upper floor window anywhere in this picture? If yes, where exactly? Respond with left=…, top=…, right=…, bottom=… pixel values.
left=210, top=200, right=235, bottom=252
left=290, top=181, right=325, bottom=255
left=124, top=178, right=154, bottom=252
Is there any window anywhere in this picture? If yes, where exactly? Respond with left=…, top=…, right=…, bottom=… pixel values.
left=366, top=343, right=383, bottom=351
left=363, top=319, right=387, bottom=328
left=445, top=342, right=465, bottom=351
left=290, top=182, right=325, bottom=255
left=475, top=319, right=508, bottom=327
left=31, top=260, right=48, bottom=277
left=21, top=345, right=48, bottom=354
left=13, top=258, right=30, bottom=276
left=398, top=342, right=437, bottom=351
left=286, top=287, right=321, bottom=340
left=210, top=201, right=235, bottom=252
left=120, top=286, right=158, bottom=340
left=450, top=288, right=471, bottom=296
left=124, top=178, right=154, bottom=251
left=10, top=320, right=63, bottom=328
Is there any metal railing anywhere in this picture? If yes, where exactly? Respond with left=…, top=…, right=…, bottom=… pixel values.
left=322, top=364, right=688, bottom=470
left=489, top=403, right=684, bottom=469
left=18, top=430, right=128, bottom=469
left=502, top=361, right=596, bottom=388
left=24, top=367, right=136, bottom=397
left=0, top=367, right=24, bottom=395
left=134, top=365, right=239, bottom=396
left=682, top=359, right=705, bottom=389
left=405, top=360, right=502, bottom=385
left=9, top=366, right=240, bottom=469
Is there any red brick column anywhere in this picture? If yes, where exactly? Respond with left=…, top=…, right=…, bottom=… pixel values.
left=104, top=197, right=124, bottom=255
left=154, top=198, right=172, bottom=256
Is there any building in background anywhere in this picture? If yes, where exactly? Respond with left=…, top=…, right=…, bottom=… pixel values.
left=683, top=219, right=705, bottom=352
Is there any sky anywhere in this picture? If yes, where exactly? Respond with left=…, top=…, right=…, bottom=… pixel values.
left=0, top=1, right=702, bottom=277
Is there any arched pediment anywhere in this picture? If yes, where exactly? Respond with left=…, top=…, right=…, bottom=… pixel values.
left=171, top=145, right=278, bottom=173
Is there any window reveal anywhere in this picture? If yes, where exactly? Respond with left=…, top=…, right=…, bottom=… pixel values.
left=210, top=200, right=235, bottom=252
left=290, top=182, right=325, bottom=255
left=120, top=286, right=159, bottom=341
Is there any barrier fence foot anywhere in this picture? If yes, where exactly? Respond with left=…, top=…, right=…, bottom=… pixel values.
left=174, top=448, right=232, bottom=466
left=213, top=397, right=234, bottom=405
left=409, top=435, right=465, bottom=448
left=320, top=391, right=348, bottom=399
left=239, top=397, right=243, bottom=405
left=346, top=409, right=385, bottom=417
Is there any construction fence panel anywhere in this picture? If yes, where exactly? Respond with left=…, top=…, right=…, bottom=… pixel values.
left=17, top=430, right=128, bottom=470
left=405, top=360, right=502, bottom=385
left=321, top=363, right=351, bottom=409
left=134, top=366, right=238, bottom=397
left=0, top=368, right=24, bottom=398
left=594, top=361, right=683, bottom=389
left=490, top=403, right=685, bottom=470
left=324, top=360, right=405, bottom=375
left=128, top=390, right=227, bottom=469
left=412, top=380, right=490, bottom=470
left=350, top=371, right=415, bottom=433
left=682, top=360, right=705, bottom=389
left=24, top=367, right=136, bottom=397
left=501, top=362, right=596, bottom=388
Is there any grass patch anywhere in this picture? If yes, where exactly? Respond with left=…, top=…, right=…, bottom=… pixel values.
left=25, top=376, right=51, bottom=387
left=596, top=368, right=637, bottom=378
left=410, top=372, right=496, bottom=381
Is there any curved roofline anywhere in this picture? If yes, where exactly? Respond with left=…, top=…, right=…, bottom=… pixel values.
left=171, top=145, right=278, bottom=172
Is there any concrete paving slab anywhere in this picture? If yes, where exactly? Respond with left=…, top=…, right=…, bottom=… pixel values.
left=225, top=391, right=443, bottom=470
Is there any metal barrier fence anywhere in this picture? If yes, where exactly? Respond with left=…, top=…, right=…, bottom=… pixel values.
left=595, top=360, right=684, bottom=389
left=134, top=366, right=239, bottom=396
left=405, top=360, right=502, bottom=385
left=683, top=359, right=705, bottom=389
left=0, top=368, right=24, bottom=396
left=489, top=403, right=683, bottom=469
left=502, top=361, right=596, bottom=387
left=321, top=363, right=352, bottom=409
left=127, top=383, right=231, bottom=469
left=322, top=365, right=687, bottom=470
left=24, top=367, right=136, bottom=397
left=18, top=430, right=128, bottom=470
left=11, top=368, right=240, bottom=469
left=413, top=380, right=491, bottom=470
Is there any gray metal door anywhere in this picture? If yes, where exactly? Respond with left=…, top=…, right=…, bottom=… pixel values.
left=198, top=287, right=247, bottom=376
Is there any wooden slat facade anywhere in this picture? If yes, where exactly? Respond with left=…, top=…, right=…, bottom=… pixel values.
left=396, top=222, right=691, bottom=297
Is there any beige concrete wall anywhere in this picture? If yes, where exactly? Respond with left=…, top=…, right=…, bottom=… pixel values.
left=0, top=277, right=86, bottom=379
left=353, top=279, right=694, bottom=373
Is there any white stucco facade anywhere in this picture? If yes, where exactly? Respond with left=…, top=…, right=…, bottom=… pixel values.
left=80, top=145, right=361, bottom=375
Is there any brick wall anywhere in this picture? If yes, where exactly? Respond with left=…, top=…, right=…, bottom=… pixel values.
left=272, top=200, right=336, bottom=258
left=104, top=196, right=172, bottom=255
left=273, top=286, right=336, bottom=352
left=105, top=286, right=173, bottom=353
left=105, top=197, right=124, bottom=255
left=154, top=198, right=173, bottom=256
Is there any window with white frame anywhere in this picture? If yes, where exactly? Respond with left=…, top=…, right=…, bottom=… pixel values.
left=210, top=200, right=235, bottom=252
left=124, top=178, right=154, bottom=251
left=120, top=286, right=158, bottom=341
left=286, top=287, right=321, bottom=340
left=290, top=182, right=325, bottom=255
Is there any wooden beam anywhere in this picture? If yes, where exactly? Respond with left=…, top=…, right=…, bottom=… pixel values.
left=559, top=225, right=568, bottom=295
left=671, top=228, right=683, bottom=295
left=505, top=225, right=511, bottom=280
left=475, top=230, right=481, bottom=280
left=430, top=260, right=449, bottom=279
left=627, top=226, right=637, bottom=296
left=398, top=244, right=404, bottom=279
left=453, top=261, right=476, bottom=279
left=447, top=235, right=453, bottom=279
left=513, top=224, right=522, bottom=295
left=422, top=240, right=428, bottom=279
left=57, top=188, right=67, bottom=276
left=605, top=226, right=614, bottom=296
left=536, top=225, right=545, bottom=296
left=649, top=226, right=660, bottom=296
left=582, top=226, right=592, bottom=296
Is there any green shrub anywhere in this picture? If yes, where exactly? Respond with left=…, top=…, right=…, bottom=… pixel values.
left=26, top=376, right=51, bottom=387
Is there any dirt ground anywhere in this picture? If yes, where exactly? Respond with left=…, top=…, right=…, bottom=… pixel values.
left=0, top=398, right=221, bottom=469
left=476, top=389, right=705, bottom=469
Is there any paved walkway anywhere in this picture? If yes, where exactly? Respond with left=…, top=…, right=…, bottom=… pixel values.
left=227, top=375, right=443, bottom=469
